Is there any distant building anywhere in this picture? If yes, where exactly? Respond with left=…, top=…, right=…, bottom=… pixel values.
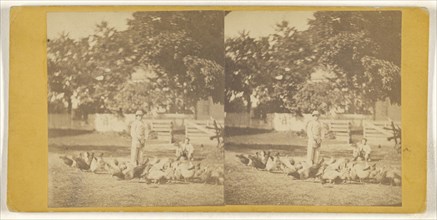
left=375, top=98, right=401, bottom=121
left=131, top=65, right=157, bottom=82
left=310, top=68, right=335, bottom=82
left=130, top=65, right=224, bottom=119
left=195, top=97, right=224, bottom=120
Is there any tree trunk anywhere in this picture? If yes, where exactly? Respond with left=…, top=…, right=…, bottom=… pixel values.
left=372, top=101, right=377, bottom=120
left=245, top=93, right=252, bottom=129
left=245, top=93, right=251, bottom=113
left=66, top=97, right=72, bottom=114
left=194, top=100, right=198, bottom=120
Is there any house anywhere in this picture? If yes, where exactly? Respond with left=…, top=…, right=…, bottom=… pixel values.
left=375, top=98, right=401, bottom=121
left=195, top=97, right=224, bottom=120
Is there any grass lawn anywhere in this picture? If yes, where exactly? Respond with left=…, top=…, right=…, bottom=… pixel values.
left=48, top=129, right=224, bottom=208
left=224, top=130, right=402, bottom=206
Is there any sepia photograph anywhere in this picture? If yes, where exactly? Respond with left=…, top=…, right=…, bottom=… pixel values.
left=224, top=11, right=402, bottom=206
left=47, top=11, right=225, bottom=207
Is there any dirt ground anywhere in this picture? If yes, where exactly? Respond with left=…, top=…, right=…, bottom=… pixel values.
left=224, top=130, right=402, bottom=206
left=48, top=130, right=224, bottom=208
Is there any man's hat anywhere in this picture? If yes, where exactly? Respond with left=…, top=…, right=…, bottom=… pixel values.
left=311, top=110, right=320, bottom=116
left=135, top=110, right=144, bottom=116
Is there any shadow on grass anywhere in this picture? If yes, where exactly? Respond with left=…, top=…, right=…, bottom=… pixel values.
left=49, top=144, right=132, bottom=157
left=48, top=129, right=94, bottom=138
left=225, top=143, right=307, bottom=155
left=226, top=143, right=391, bottom=162
left=49, top=144, right=209, bottom=161
left=224, top=127, right=273, bottom=137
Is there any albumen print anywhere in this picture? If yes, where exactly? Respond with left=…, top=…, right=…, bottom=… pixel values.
left=47, top=11, right=225, bottom=207
left=224, top=11, right=402, bottom=206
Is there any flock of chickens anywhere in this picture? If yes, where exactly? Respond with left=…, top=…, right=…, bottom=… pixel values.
left=235, top=151, right=402, bottom=186
left=59, top=152, right=224, bottom=184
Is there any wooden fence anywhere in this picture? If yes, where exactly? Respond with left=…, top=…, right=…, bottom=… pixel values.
left=363, top=120, right=401, bottom=143
left=185, top=120, right=224, bottom=144
left=150, top=120, right=173, bottom=143
left=323, top=120, right=352, bottom=144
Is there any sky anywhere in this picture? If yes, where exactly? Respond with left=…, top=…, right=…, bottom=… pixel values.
left=47, top=12, right=133, bottom=40
left=47, top=11, right=315, bottom=40
left=225, top=11, right=315, bottom=38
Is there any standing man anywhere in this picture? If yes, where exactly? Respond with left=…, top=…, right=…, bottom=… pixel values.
left=306, top=110, right=323, bottom=165
left=130, top=110, right=147, bottom=166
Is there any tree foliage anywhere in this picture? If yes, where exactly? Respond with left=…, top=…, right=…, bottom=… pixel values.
left=48, top=12, right=225, bottom=114
left=225, top=22, right=315, bottom=113
left=307, top=11, right=401, bottom=113
left=225, top=11, right=401, bottom=116
left=225, top=32, right=271, bottom=112
left=125, top=11, right=224, bottom=107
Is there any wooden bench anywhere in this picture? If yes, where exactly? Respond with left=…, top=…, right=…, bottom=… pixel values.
left=150, top=120, right=173, bottom=143
left=363, top=120, right=401, bottom=144
left=324, top=120, right=352, bottom=144
left=185, top=120, right=223, bottom=144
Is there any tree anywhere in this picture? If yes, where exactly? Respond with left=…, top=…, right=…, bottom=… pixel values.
left=48, top=12, right=225, bottom=115
left=124, top=11, right=225, bottom=111
left=225, top=21, right=315, bottom=114
left=85, top=21, right=138, bottom=113
left=48, top=22, right=138, bottom=115
left=293, top=82, right=345, bottom=114
left=47, top=33, right=94, bottom=114
left=257, top=21, right=315, bottom=114
left=307, top=11, right=401, bottom=115
left=108, top=80, right=167, bottom=114
left=225, top=32, right=271, bottom=113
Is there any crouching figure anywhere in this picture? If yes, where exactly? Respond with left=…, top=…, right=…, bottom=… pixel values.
left=176, top=137, right=194, bottom=161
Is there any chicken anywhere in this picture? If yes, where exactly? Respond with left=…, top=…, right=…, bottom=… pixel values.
left=146, top=169, right=167, bottom=183
left=372, top=169, right=387, bottom=184
left=196, top=167, right=211, bottom=183
left=348, top=165, right=358, bottom=181
left=149, top=157, right=160, bottom=165
left=59, top=155, right=75, bottom=167
left=105, top=159, right=123, bottom=175
left=261, top=151, right=271, bottom=165
left=164, top=167, right=177, bottom=181
left=321, top=169, right=341, bottom=184
left=321, top=167, right=349, bottom=184
left=124, top=164, right=148, bottom=180
left=152, top=158, right=172, bottom=171
left=209, top=166, right=224, bottom=185
left=72, top=152, right=94, bottom=171
left=326, top=157, right=337, bottom=165
left=350, top=163, right=376, bottom=182
left=89, top=157, right=99, bottom=172
left=265, top=155, right=281, bottom=172
left=280, top=157, right=298, bottom=177
left=367, top=167, right=383, bottom=183
left=111, top=161, right=129, bottom=180
left=175, top=162, right=196, bottom=181
left=314, top=164, right=328, bottom=179
left=112, top=171, right=125, bottom=180
left=298, top=160, right=323, bottom=180
left=247, top=154, right=266, bottom=170
left=278, top=156, right=295, bottom=169
left=235, top=154, right=252, bottom=166
left=80, top=152, right=89, bottom=161
left=89, top=153, right=107, bottom=173
left=170, top=160, right=182, bottom=170
left=385, top=169, right=401, bottom=186
left=326, top=158, right=348, bottom=171
left=140, top=157, right=150, bottom=166
left=256, top=151, right=266, bottom=161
